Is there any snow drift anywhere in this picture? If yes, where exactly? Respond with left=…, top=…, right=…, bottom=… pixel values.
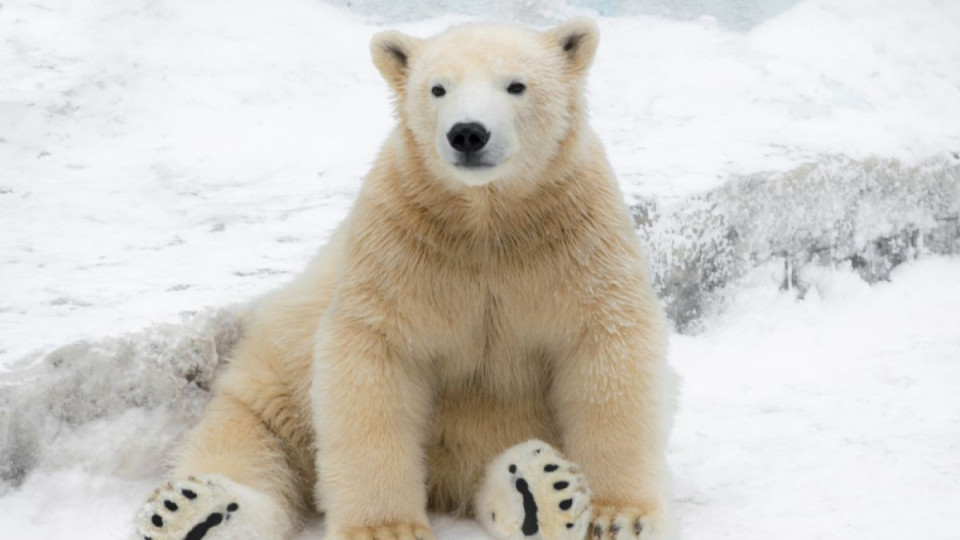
left=0, top=309, right=242, bottom=492
left=640, top=154, right=960, bottom=328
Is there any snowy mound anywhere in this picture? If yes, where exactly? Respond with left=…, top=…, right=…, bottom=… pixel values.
left=640, top=155, right=960, bottom=327
left=0, top=309, right=242, bottom=492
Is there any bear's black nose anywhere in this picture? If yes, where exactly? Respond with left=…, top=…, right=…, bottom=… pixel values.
left=447, top=122, right=490, bottom=153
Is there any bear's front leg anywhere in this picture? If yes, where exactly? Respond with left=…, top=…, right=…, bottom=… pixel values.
left=312, top=315, right=435, bottom=540
left=551, top=309, right=674, bottom=540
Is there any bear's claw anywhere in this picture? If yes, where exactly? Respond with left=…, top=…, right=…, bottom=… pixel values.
left=588, top=504, right=670, bottom=540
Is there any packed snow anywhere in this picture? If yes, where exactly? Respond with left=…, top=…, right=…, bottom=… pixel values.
left=1, top=0, right=958, bottom=539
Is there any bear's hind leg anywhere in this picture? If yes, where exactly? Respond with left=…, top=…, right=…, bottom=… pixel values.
left=135, top=393, right=303, bottom=540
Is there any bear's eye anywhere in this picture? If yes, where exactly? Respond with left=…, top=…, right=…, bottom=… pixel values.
left=431, top=85, right=446, bottom=97
left=506, top=82, right=526, bottom=95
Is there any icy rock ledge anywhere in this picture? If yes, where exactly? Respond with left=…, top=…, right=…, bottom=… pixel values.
left=637, top=154, right=960, bottom=330
left=0, top=308, right=243, bottom=492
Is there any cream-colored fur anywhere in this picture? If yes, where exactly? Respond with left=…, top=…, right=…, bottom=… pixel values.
left=136, top=18, right=673, bottom=540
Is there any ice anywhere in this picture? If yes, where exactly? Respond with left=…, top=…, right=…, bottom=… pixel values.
left=1, top=0, right=959, bottom=538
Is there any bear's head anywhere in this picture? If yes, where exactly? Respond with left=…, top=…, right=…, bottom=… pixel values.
left=371, top=19, right=599, bottom=187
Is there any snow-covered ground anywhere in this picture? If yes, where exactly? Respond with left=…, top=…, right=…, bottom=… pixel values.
left=3, top=258, right=959, bottom=539
left=1, top=0, right=959, bottom=538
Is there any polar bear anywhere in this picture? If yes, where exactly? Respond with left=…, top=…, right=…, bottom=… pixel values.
left=136, top=18, right=673, bottom=540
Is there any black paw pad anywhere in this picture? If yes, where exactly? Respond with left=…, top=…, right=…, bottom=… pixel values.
left=182, top=489, right=198, bottom=500
left=513, top=478, right=539, bottom=537
left=164, top=500, right=178, bottom=512
left=151, top=514, right=163, bottom=527
left=553, top=481, right=569, bottom=490
left=227, top=502, right=239, bottom=512
left=559, top=498, right=573, bottom=511
left=509, top=464, right=517, bottom=474
left=544, top=464, right=559, bottom=472
left=566, top=523, right=574, bottom=529
left=185, top=512, right=223, bottom=540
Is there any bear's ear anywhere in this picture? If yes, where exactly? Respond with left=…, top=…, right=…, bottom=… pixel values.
left=371, top=30, right=423, bottom=94
left=546, top=18, right=599, bottom=77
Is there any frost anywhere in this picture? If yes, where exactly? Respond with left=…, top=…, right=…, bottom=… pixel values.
left=636, top=155, right=960, bottom=329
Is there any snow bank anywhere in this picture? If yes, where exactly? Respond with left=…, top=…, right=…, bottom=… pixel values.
left=0, top=308, right=242, bottom=491
left=639, top=155, right=960, bottom=328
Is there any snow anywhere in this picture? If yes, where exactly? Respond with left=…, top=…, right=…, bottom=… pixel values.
left=1, top=0, right=958, bottom=538
left=670, top=258, right=960, bottom=540
left=3, top=259, right=959, bottom=539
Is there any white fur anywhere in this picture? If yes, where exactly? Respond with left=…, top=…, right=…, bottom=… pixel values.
left=432, top=77, right=520, bottom=185
left=137, top=17, right=674, bottom=540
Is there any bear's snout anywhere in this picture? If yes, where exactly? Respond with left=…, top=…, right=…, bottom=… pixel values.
left=447, top=122, right=490, bottom=153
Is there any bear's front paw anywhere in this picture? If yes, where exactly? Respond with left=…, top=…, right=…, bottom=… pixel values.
left=329, top=522, right=435, bottom=540
left=135, top=476, right=240, bottom=540
left=476, top=440, right=591, bottom=540
left=588, top=503, right=673, bottom=540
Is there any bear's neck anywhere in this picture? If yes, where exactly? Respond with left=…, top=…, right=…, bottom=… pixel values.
left=363, top=125, right=620, bottom=264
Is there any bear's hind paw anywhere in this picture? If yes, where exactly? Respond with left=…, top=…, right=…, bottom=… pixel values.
left=476, top=440, right=591, bottom=540
left=135, top=476, right=240, bottom=540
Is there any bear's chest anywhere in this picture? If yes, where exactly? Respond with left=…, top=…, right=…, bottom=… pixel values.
left=420, top=263, right=574, bottom=397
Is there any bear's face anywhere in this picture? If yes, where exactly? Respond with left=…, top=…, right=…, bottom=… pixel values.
left=372, top=20, right=598, bottom=187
